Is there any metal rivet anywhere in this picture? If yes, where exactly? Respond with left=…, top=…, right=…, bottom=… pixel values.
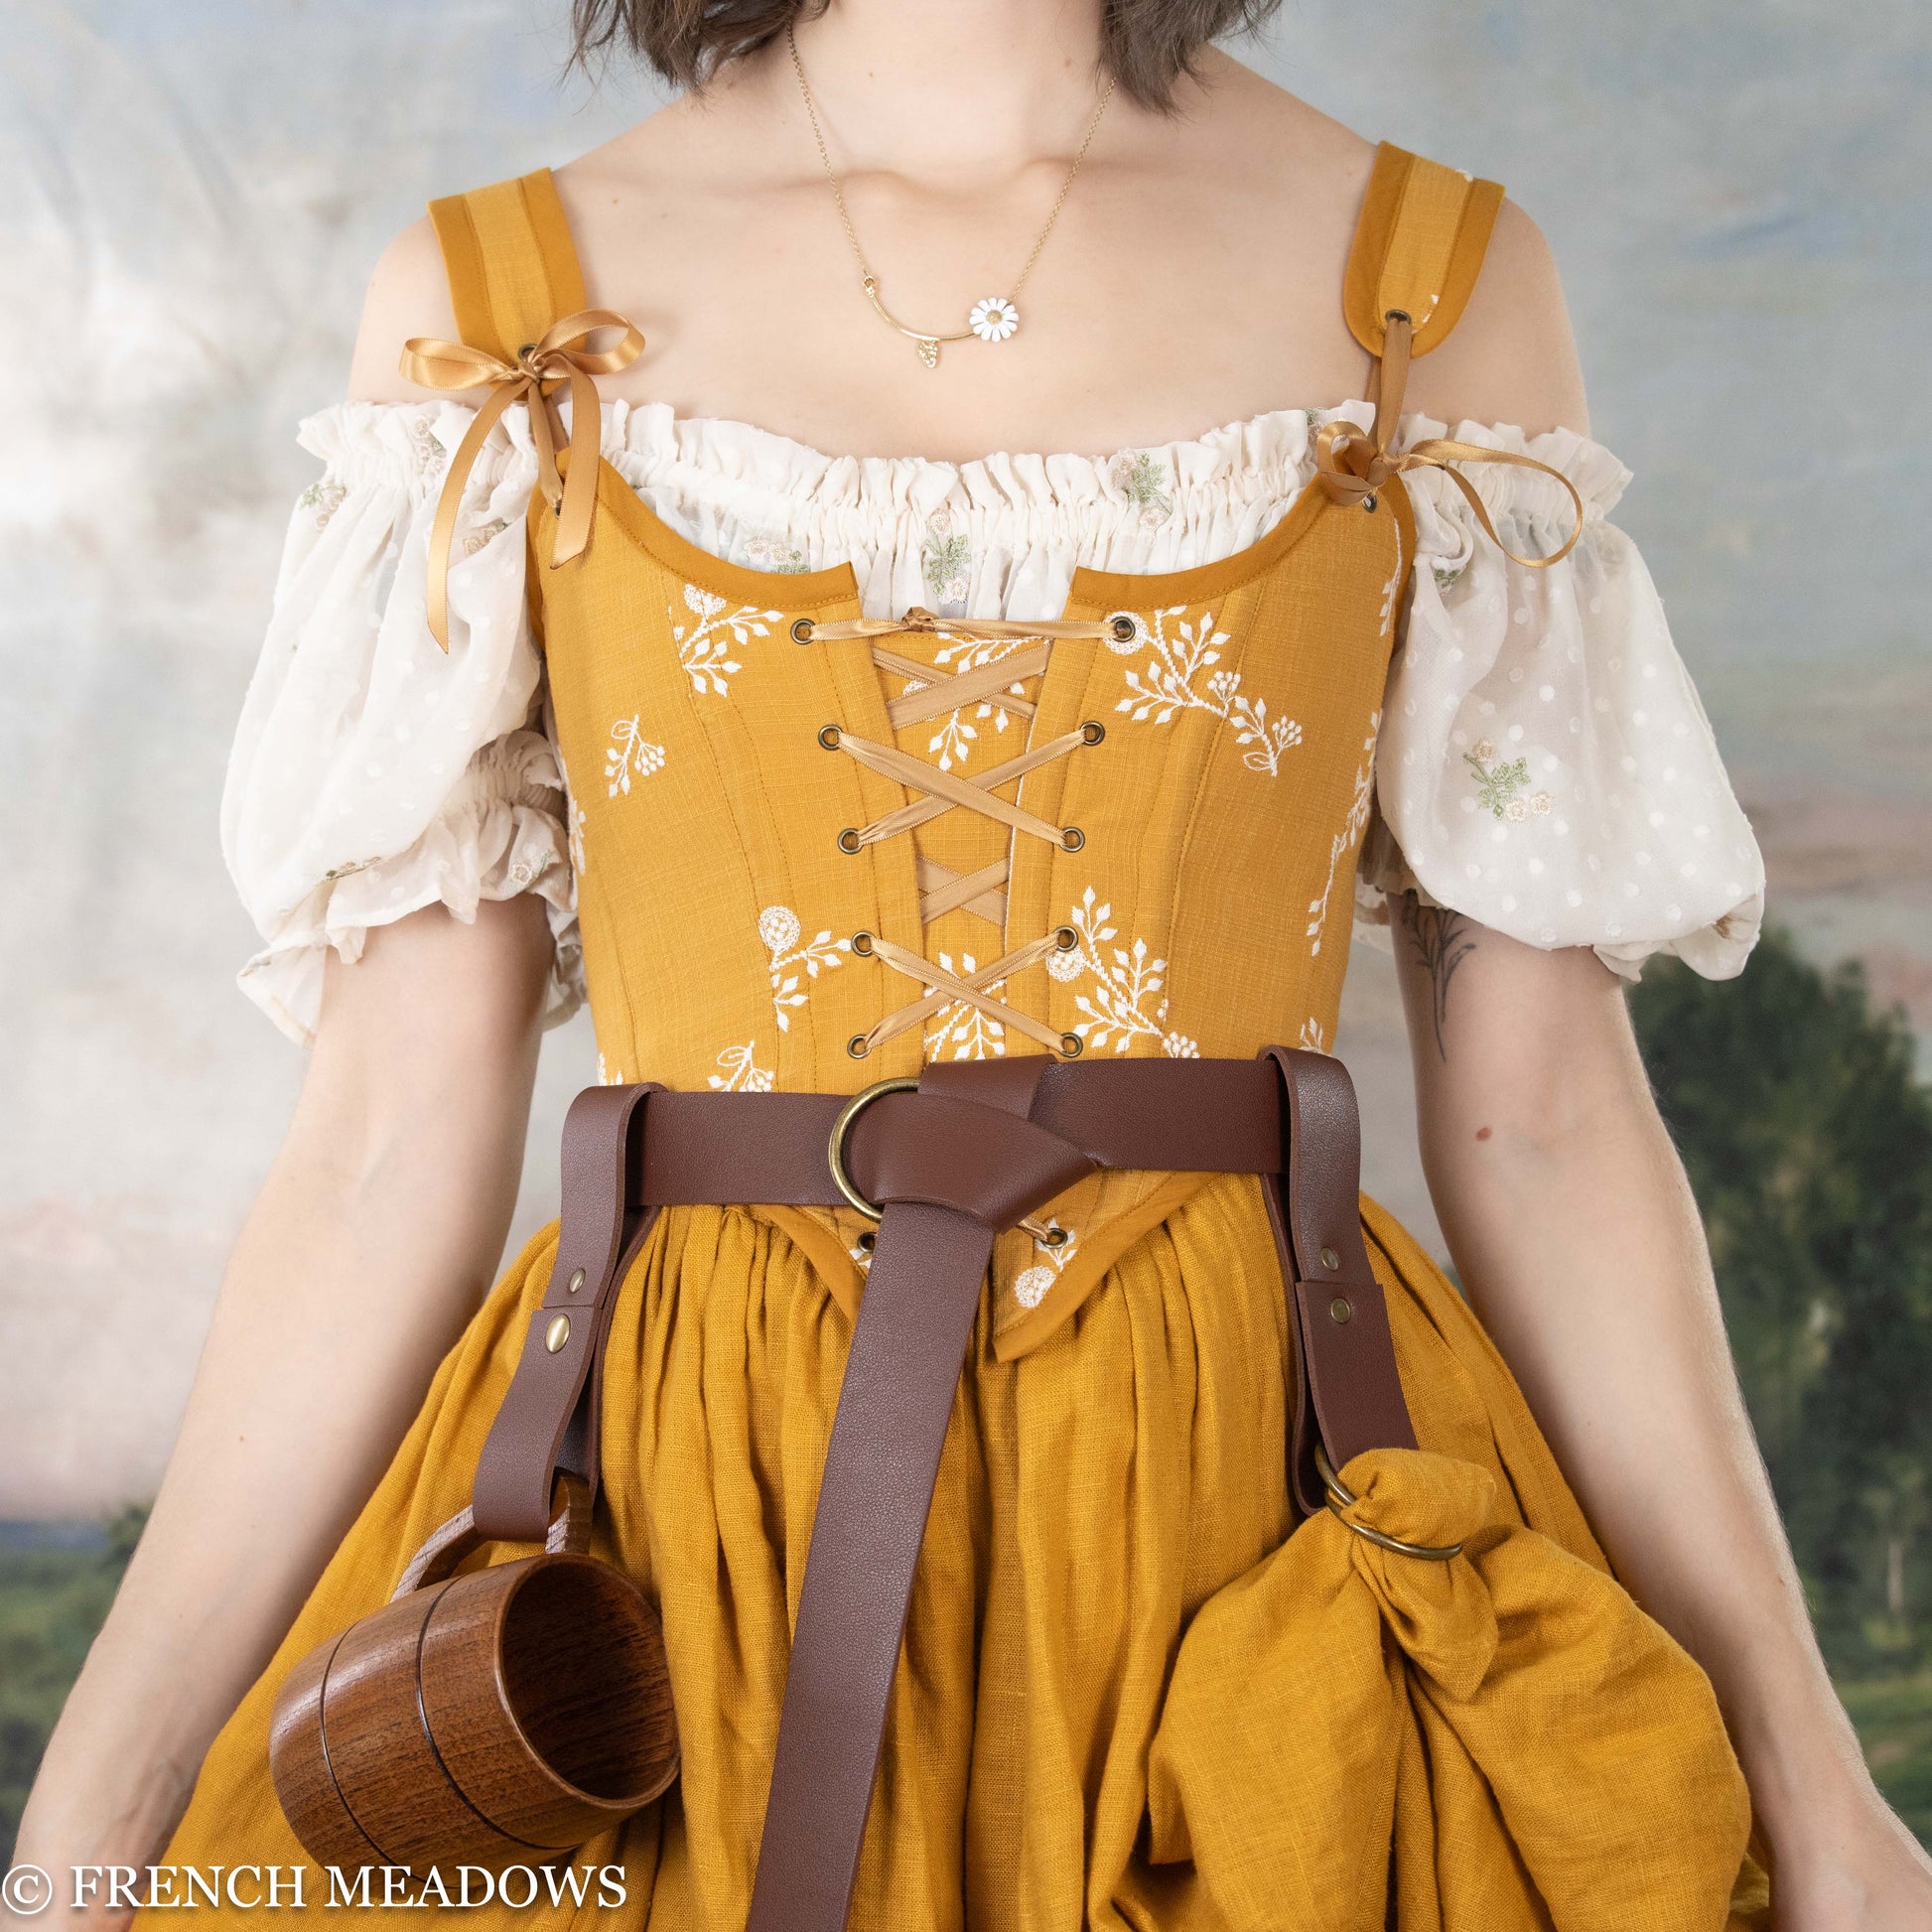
left=1320, top=1245, right=1340, bottom=1272
left=566, top=1268, right=586, bottom=1296
left=1361, top=493, right=1379, bottom=513
left=1329, top=1297, right=1353, bottom=1324
left=847, top=1034, right=871, bottom=1059
left=850, top=929, right=875, bottom=956
left=545, top=1313, right=572, bottom=1353
left=790, top=618, right=815, bottom=644
left=1109, top=615, right=1137, bottom=642
left=1060, top=826, right=1085, bottom=853
left=817, top=724, right=843, bottom=751
left=1080, top=720, right=1106, bottom=746
left=1052, top=924, right=1078, bottom=951
left=1059, top=1033, right=1084, bottom=1058
left=837, top=829, right=863, bottom=855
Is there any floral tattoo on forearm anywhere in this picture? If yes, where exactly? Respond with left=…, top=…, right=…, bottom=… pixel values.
left=1397, top=895, right=1477, bottom=1061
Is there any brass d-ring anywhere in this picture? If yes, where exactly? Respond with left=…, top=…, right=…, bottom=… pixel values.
left=1313, top=1444, right=1464, bottom=1562
left=826, top=1075, right=919, bottom=1222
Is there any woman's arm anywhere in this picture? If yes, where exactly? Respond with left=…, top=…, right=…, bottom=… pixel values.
left=13, top=895, right=552, bottom=1907
left=1392, top=902, right=1932, bottom=1928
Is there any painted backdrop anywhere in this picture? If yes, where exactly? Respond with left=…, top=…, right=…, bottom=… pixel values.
left=3, top=0, right=1928, bottom=1513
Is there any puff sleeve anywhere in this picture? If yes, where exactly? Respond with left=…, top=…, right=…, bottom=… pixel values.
left=221, top=401, right=581, bottom=1045
left=1359, top=418, right=1765, bottom=980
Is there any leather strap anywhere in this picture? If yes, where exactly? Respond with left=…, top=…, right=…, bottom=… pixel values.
left=458, top=1050, right=1414, bottom=1932
left=1260, top=1045, right=1417, bottom=1516
left=471, top=1083, right=660, bottom=1541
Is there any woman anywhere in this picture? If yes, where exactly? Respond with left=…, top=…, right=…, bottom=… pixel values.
left=17, top=1, right=1931, bottom=1924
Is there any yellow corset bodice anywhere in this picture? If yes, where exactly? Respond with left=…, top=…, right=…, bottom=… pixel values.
left=417, top=147, right=1532, bottom=1353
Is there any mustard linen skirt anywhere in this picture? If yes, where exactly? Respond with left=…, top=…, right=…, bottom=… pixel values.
left=154, top=1176, right=1766, bottom=1928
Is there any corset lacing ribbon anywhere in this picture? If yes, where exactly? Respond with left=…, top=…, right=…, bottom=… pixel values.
left=1315, top=310, right=1586, bottom=569
left=400, top=310, right=646, bottom=649
left=796, top=607, right=1124, bottom=1083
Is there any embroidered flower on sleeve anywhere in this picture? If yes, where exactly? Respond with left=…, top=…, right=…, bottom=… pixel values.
left=1463, top=740, right=1551, bottom=822
left=298, top=479, right=347, bottom=530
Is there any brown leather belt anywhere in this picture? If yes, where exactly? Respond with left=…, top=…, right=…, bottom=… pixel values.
left=468, top=1049, right=1415, bottom=1932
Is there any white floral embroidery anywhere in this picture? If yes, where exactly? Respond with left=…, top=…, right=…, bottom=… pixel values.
left=1378, top=508, right=1407, bottom=638
left=597, top=1051, right=623, bottom=1085
left=910, top=632, right=1035, bottom=772
left=759, top=904, right=849, bottom=1032
left=1049, top=889, right=1199, bottom=1056
left=605, top=715, right=666, bottom=796
left=708, top=1041, right=773, bottom=1091
left=462, top=517, right=509, bottom=558
left=672, top=584, right=783, bottom=696
left=1298, top=1017, right=1328, bottom=1053
left=1308, top=711, right=1381, bottom=957
left=924, top=953, right=1007, bottom=1059
left=1013, top=1216, right=1078, bottom=1310
left=1108, top=606, right=1303, bottom=775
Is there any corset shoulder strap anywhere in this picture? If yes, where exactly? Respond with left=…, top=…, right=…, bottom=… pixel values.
left=1343, top=142, right=1505, bottom=360
left=427, top=168, right=589, bottom=363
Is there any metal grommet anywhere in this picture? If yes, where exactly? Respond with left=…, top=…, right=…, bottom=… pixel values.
left=1361, top=493, right=1379, bottom=513
left=846, top=1034, right=872, bottom=1059
left=516, top=342, right=537, bottom=360
left=837, top=829, right=864, bottom=855
left=1328, top=1296, right=1353, bottom=1325
left=1384, top=308, right=1412, bottom=325
left=1080, top=720, right=1106, bottom=746
left=1041, top=1226, right=1069, bottom=1248
left=1320, top=1245, right=1340, bottom=1272
left=544, top=1313, right=572, bottom=1354
left=817, top=723, right=843, bottom=751
left=1059, top=1033, right=1084, bottom=1058
left=1052, top=924, right=1078, bottom=951
left=565, top=1267, right=586, bottom=1296
left=850, top=929, right=875, bottom=956
left=827, top=1074, right=920, bottom=1221
left=857, top=1230, right=877, bottom=1253
left=1060, top=826, right=1085, bottom=853
left=790, top=618, right=815, bottom=644
left=1109, top=614, right=1137, bottom=643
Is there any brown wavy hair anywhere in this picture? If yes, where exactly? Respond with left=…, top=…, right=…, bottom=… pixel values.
left=569, top=0, right=1282, bottom=110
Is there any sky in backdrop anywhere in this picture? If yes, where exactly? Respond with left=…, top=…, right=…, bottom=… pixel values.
left=3, top=0, right=1928, bottom=1514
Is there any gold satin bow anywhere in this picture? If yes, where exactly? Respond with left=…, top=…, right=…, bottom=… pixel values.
left=1316, top=311, right=1585, bottom=571
left=400, top=310, right=645, bottom=649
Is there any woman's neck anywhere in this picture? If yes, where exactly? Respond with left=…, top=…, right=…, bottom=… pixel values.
left=777, top=1, right=1116, bottom=181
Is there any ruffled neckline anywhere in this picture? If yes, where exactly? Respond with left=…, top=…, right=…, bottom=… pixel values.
left=299, top=395, right=1634, bottom=530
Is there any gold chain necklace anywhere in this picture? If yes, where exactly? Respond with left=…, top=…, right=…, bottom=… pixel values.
left=786, top=24, right=1115, bottom=369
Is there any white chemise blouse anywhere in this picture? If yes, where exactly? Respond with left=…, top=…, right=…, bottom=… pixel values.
left=223, top=397, right=1765, bottom=1044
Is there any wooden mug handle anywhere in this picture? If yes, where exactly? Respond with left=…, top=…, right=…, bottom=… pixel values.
left=391, top=1472, right=594, bottom=1599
